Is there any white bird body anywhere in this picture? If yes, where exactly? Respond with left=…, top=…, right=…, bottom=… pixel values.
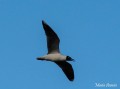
left=38, top=53, right=66, bottom=61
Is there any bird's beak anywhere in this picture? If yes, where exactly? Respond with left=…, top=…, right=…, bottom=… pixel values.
left=72, top=58, right=75, bottom=62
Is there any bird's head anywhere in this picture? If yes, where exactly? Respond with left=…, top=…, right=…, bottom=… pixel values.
left=66, top=56, right=75, bottom=61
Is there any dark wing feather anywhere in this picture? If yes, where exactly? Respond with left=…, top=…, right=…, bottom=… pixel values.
left=55, top=61, right=74, bottom=81
left=42, top=20, right=60, bottom=54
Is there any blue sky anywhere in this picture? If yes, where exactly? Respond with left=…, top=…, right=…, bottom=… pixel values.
left=0, top=0, right=120, bottom=89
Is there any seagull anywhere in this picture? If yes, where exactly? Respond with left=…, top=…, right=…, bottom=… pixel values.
left=37, top=20, right=74, bottom=81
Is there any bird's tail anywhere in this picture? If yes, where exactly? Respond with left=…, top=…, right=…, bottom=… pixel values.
left=36, top=57, right=45, bottom=61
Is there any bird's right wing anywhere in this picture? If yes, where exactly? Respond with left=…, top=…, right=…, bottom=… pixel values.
left=55, top=61, right=74, bottom=81
left=42, top=20, right=60, bottom=54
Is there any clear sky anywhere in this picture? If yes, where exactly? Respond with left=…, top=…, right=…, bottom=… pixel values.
left=0, top=0, right=120, bottom=89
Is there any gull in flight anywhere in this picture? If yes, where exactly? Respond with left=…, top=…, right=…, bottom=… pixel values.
left=37, top=20, right=74, bottom=81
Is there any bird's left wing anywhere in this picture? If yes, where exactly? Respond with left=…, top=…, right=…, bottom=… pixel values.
left=42, top=20, right=60, bottom=54
left=54, top=61, right=74, bottom=81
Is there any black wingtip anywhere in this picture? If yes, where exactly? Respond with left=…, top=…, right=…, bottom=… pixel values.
left=42, top=20, right=45, bottom=25
left=42, top=20, right=44, bottom=23
left=42, top=20, right=48, bottom=26
left=68, top=75, right=74, bottom=81
left=68, top=76, right=74, bottom=81
left=70, top=78, right=74, bottom=81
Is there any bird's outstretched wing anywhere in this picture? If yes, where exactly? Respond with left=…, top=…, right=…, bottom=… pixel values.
left=42, top=20, right=60, bottom=54
left=55, top=61, right=74, bottom=81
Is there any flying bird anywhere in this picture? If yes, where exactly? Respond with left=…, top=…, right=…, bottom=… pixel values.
left=37, top=20, right=74, bottom=81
